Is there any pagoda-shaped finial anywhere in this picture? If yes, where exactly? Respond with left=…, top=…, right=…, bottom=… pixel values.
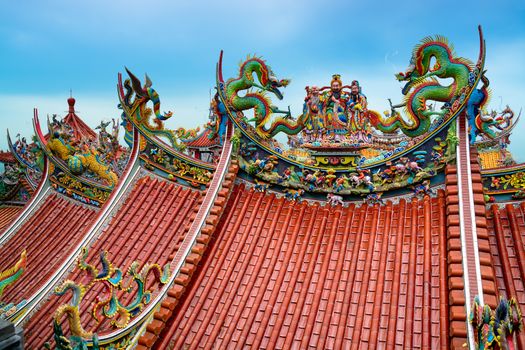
left=67, top=90, right=76, bottom=113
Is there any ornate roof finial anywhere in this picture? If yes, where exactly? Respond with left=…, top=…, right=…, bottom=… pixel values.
left=67, top=91, right=76, bottom=113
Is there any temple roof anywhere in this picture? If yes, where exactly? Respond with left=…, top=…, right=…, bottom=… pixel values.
left=155, top=184, right=449, bottom=349
left=0, top=192, right=98, bottom=306
left=60, top=97, right=97, bottom=141
left=181, top=129, right=220, bottom=149
left=6, top=27, right=525, bottom=350
left=25, top=176, right=202, bottom=346
left=0, top=150, right=16, bottom=164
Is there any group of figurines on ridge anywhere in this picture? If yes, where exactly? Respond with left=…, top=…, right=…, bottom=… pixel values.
left=12, top=134, right=41, bottom=167
left=48, top=116, right=129, bottom=177
left=301, top=74, right=373, bottom=145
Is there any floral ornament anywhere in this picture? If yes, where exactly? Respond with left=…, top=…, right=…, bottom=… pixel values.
left=499, top=172, right=525, bottom=190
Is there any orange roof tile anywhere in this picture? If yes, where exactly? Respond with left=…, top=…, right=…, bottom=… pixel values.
left=0, top=151, right=16, bottom=163
left=155, top=184, right=450, bottom=349
left=0, top=193, right=97, bottom=305
left=0, top=205, right=22, bottom=233
left=24, top=176, right=202, bottom=347
left=181, top=129, right=220, bottom=149
left=487, top=203, right=525, bottom=349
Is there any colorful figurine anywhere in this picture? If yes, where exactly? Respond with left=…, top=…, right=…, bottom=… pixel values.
left=327, top=193, right=344, bottom=206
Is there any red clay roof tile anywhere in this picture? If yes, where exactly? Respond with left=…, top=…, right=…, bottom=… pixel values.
left=23, top=176, right=201, bottom=348
left=156, top=185, right=449, bottom=349
left=0, top=193, right=97, bottom=304
left=182, top=129, right=220, bottom=149
left=0, top=151, right=16, bottom=163
left=0, top=205, right=22, bottom=233
left=487, top=203, right=525, bottom=348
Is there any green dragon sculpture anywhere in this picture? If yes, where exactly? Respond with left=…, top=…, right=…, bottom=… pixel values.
left=48, top=136, right=76, bottom=161
left=0, top=250, right=26, bottom=301
left=52, top=247, right=170, bottom=339
left=122, top=69, right=200, bottom=150
left=368, top=35, right=474, bottom=137
left=224, top=56, right=308, bottom=139
left=475, top=105, right=516, bottom=140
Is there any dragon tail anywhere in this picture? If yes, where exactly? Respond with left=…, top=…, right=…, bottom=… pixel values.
left=368, top=79, right=442, bottom=137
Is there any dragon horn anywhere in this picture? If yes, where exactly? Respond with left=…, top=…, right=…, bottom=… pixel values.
left=144, top=74, right=153, bottom=88
left=125, top=67, right=146, bottom=98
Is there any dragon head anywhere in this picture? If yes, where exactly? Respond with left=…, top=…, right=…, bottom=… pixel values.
left=264, top=72, right=290, bottom=100
left=395, top=56, right=420, bottom=95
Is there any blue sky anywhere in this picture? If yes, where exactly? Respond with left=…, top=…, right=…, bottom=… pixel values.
left=1, top=0, right=525, bottom=160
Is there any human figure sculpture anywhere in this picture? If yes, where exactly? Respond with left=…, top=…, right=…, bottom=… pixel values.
left=303, top=86, right=324, bottom=142
left=321, top=74, right=349, bottom=141
left=347, top=80, right=368, bottom=133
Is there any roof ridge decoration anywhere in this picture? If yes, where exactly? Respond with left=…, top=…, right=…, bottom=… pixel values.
left=5, top=130, right=45, bottom=194
left=117, top=71, right=220, bottom=188
left=46, top=247, right=170, bottom=348
left=228, top=116, right=456, bottom=200
left=0, top=250, right=26, bottom=300
left=119, top=69, right=201, bottom=152
left=222, top=55, right=301, bottom=139
left=482, top=165, right=525, bottom=202
left=46, top=117, right=118, bottom=187
left=216, top=27, right=486, bottom=172
left=214, top=27, right=492, bottom=201
left=0, top=164, right=24, bottom=202
left=239, top=177, right=445, bottom=207
left=33, top=102, right=129, bottom=207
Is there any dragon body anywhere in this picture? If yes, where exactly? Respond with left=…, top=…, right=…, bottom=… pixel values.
left=48, top=137, right=75, bottom=161
left=0, top=250, right=27, bottom=301
left=475, top=107, right=513, bottom=140
left=224, top=57, right=307, bottom=138
left=71, top=150, right=118, bottom=187
left=466, top=72, right=518, bottom=143
left=466, top=77, right=490, bottom=142
left=54, top=281, right=91, bottom=338
left=369, top=36, right=473, bottom=137
left=47, top=133, right=118, bottom=187
left=207, top=94, right=229, bottom=144
left=175, top=126, right=201, bottom=140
